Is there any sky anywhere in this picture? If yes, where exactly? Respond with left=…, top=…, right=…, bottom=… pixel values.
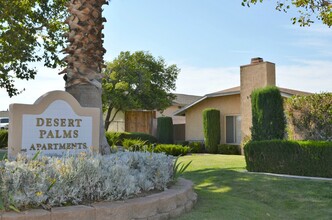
left=1, top=0, right=332, bottom=110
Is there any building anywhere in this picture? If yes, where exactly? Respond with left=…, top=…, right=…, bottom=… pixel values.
left=174, top=58, right=311, bottom=145
left=105, top=93, right=201, bottom=142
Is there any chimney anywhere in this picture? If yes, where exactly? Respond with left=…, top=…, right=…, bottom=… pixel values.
left=240, top=58, right=276, bottom=142
left=251, top=57, right=264, bottom=64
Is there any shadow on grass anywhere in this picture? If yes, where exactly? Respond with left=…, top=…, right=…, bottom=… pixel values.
left=177, top=168, right=332, bottom=220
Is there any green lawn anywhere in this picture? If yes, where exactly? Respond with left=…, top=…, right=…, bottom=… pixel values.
left=176, top=154, right=332, bottom=220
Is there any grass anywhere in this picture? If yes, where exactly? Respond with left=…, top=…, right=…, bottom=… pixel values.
left=176, top=154, right=332, bottom=220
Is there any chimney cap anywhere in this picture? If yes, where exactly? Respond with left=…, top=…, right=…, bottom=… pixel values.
left=251, top=57, right=264, bottom=64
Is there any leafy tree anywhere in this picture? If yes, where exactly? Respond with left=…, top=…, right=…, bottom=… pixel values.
left=102, top=51, right=179, bottom=131
left=0, top=0, right=68, bottom=96
left=242, top=0, right=332, bottom=26
left=285, top=93, right=332, bottom=141
left=1, top=0, right=111, bottom=154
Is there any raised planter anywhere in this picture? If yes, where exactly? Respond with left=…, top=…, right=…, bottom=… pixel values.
left=0, top=178, right=197, bottom=220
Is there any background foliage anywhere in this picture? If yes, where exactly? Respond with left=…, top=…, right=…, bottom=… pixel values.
left=0, top=0, right=67, bottom=96
left=102, top=51, right=179, bottom=130
left=242, top=0, right=332, bottom=27
left=285, top=93, right=332, bottom=141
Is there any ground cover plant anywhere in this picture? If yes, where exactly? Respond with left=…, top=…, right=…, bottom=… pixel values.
left=0, top=151, right=173, bottom=211
left=176, top=154, right=332, bottom=220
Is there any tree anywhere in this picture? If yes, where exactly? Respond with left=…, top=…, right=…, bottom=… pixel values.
left=60, top=0, right=110, bottom=154
left=102, top=51, right=179, bottom=131
left=242, top=0, right=332, bottom=27
left=285, top=93, right=332, bottom=141
left=0, top=0, right=68, bottom=96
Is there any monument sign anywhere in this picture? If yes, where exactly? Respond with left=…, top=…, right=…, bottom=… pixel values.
left=8, top=91, right=100, bottom=158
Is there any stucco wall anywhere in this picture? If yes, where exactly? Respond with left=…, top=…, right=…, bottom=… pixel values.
left=105, top=110, right=125, bottom=132
left=185, top=94, right=240, bottom=143
left=156, top=105, right=185, bottom=124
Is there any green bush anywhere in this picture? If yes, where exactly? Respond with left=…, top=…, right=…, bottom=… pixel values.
left=251, top=86, right=285, bottom=141
left=0, top=130, right=8, bottom=148
left=105, top=132, right=157, bottom=146
left=203, top=108, right=220, bottom=153
left=189, top=141, right=205, bottom=153
left=153, top=144, right=190, bottom=156
left=217, top=144, right=241, bottom=155
left=285, top=93, right=332, bottom=141
left=122, top=139, right=149, bottom=151
left=157, top=117, right=174, bottom=144
left=244, top=140, right=332, bottom=178
left=176, top=140, right=189, bottom=147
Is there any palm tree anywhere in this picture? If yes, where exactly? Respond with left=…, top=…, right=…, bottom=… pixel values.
left=59, top=0, right=110, bottom=154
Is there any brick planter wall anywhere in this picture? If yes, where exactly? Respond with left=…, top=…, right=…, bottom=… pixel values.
left=0, top=178, right=197, bottom=220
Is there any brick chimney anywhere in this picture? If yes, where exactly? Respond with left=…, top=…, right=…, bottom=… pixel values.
left=240, top=58, right=276, bottom=142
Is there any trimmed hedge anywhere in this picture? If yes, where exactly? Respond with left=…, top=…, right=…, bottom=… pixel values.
left=105, top=132, right=157, bottom=146
left=217, top=144, right=241, bottom=155
left=153, top=144, right=190, bottom=156
left=0, top=130, right=8, bottom=149
left=157, top=117, right=174, bottom=144
left=244, top=140, right=332, bottom=178
left=251, top=86, right=285, bottom=141
left=203, top=108, right=220, bottom=153
left=189, top=142, right=205, bottom=153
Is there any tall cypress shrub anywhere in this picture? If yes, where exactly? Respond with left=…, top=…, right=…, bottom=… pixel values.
left=157, top=116, right=174, bottom=144
left=203, top=108, right=220, bottom=153
left=251, top=86, right=286, bottom=141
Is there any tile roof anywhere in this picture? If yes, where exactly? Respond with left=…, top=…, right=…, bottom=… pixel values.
left=172, top=93, right=202, bottom=106
left=174, top=86, right=312, bottom=116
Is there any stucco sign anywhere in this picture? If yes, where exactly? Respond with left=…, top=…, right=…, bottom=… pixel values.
left=8, top=91, right=100, bottom=158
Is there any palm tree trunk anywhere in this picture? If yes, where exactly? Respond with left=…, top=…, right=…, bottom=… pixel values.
left=61, top=0, right=110, bottom=154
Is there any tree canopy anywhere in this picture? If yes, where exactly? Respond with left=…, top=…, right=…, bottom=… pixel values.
left=242, top=0, right=332, bottom=27
left=102, top=51, right=179, bottom=130
left=0, top=0, right=68, bottom=97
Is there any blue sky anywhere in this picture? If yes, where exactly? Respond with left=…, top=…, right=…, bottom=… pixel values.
left=1, top=0, right=332, bottom=110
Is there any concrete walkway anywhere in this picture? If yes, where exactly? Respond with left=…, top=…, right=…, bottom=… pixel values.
left=245, top=170, right=332, bottom=181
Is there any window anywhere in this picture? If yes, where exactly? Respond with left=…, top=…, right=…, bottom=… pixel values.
left=226, top=116, right=241, bottom=144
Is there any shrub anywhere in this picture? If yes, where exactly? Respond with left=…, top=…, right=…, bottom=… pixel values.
left=251, top=86, right=286, bottom=141
left=189, top=141, right=205, bottom=153
left=122, top=139, right=149, bottom=151
left=176, top=140, right=189, bottom=147
left=0, top=130, right=8, bottom=148
left=285, top=93, right=332, bottom=141
left=244, top=140, right=332, bottom=178
left=157, top=117, right=174, bottom=144
left=217, top=144, right=241, bottom=155
left=153, top=144, right=190, bottom=156
left=105, top=132, right=157, bottom=146
left=0, top=152, right=173, bottom=211
left=203, top=108, right=220, bottom=153
left=105, top=132, right=122, bottom=146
